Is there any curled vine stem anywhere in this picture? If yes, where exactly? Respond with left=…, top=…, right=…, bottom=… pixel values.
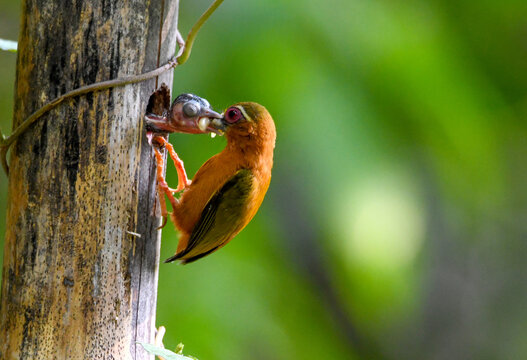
left=0, top=0, right=224, bottom=176
left=176, top=0, right=224, bottom=65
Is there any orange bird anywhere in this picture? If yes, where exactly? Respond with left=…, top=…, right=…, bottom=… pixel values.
left=147, top=101, right=276, bottom=264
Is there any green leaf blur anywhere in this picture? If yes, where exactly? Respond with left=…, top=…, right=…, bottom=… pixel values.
left=1, top=0, right=527, bottom=359
left=137, top=342, right=196, bottom=360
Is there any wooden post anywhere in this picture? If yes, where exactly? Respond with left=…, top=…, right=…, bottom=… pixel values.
left=0, top=0, right=178, bottom=358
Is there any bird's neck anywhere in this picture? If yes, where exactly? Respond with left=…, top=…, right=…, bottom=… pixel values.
left=224, top=133, right=274, bottom=174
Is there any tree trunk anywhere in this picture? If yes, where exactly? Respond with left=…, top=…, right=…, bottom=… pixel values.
left=0, top=0, right=178, bottom=358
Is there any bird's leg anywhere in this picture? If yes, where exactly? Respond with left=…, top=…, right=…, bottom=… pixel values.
left=153, top=147, right=178, bottom=229
left=157, top=183, right=168, bottom=229
left=153, top=136, right=191, bottom=192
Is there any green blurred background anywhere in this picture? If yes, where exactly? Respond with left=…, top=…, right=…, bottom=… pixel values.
left=2, top=0, right=527, bottom=359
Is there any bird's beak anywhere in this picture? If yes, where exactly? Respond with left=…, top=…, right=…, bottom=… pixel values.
left=145, top=108, right=223, bottom=135
left=197, top=108, right=223, bottom=134
left=145, top=113, right=174, bottom=133
left=208, top=114, right=227, bottom=135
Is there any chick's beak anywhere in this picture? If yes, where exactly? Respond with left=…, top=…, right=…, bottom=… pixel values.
left=145, top=113, right=176, bottom=133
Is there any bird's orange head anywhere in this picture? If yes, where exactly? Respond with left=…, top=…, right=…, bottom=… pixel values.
left=211, top=102, right=276, bottom=151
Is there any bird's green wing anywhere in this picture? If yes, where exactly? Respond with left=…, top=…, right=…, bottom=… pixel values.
left=165, top=169, right=254, bottom=264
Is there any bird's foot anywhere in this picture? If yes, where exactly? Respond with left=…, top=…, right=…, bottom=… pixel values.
left=153, top=136, right=192, bottom=193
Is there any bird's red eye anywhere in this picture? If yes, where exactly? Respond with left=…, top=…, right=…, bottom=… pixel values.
left=225, top=107, right=242, bottom=123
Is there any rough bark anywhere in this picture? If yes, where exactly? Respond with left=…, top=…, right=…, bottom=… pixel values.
left=0, top=0, right=178, bottom=359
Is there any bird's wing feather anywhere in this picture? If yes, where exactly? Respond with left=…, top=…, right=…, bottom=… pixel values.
left=166, top=169, right=254, bottom=263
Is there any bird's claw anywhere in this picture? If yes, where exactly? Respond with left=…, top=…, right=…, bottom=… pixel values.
left=146, top=131, right=155, bottom=146
left=157, top=215, right=168, bottom=230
